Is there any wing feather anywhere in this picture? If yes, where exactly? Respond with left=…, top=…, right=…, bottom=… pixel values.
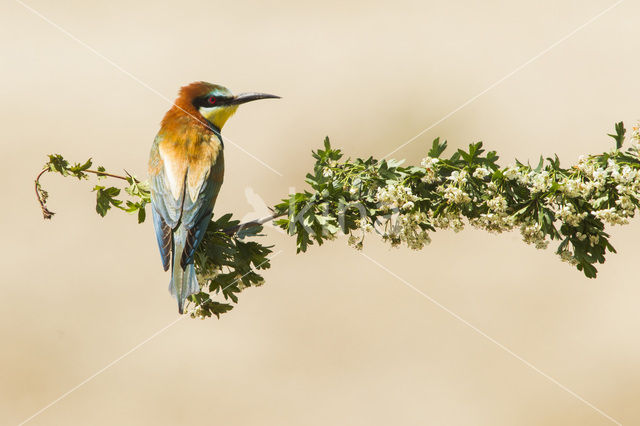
left=151, top=205, right=172, bottom=271
left=180, top=159, right=224, bottom=268
left=149, top=134, right=186, bottom=268
left=150, top=131, right=224, bottom=270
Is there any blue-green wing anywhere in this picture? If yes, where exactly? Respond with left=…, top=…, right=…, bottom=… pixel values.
left=180, top=169, right=223, bottom=268
left=149, top=136, right=184, bottom=271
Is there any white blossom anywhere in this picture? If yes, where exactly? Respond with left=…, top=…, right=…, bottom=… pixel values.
left=431, top=210, right=465, bottom=233
left=473, top=167, right=490, bottom=179
left=447, top=170, right=468, bottom=185
left=402, top=201, right=415, bottom=211
left=420, top=157, right=440, bottom=169
left=503, top=166, right=519, bottom=180
left=487, top=195, right=507, bottom=213
left=576, top=155, right=595, bottom=176
left=556, top=204, right=587, bottom=227
left=528, top=170, right=551, bottom=193
left=420, top=157, right=440, bottom=184
left=616, top=195, right=635, bottom=211
left=442, top=185, right=471, bottom=204
left=593, top=207, right=629, bottom=225
left=559, top=249, right=579, bottom=266
left=520, top=222, right=548, bottom=249
left=376, top=183, right=418, bottom=212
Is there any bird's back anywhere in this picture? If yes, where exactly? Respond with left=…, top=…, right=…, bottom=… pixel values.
left=149, top=115, right=224, bottom=312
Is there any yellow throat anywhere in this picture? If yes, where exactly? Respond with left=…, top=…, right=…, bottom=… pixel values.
left=199, top=105, right=239, bottom=129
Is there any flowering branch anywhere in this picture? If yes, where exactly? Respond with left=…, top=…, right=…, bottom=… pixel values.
left=34, top=121, right=640, bottom=318
left=273, top=121, right=640, bottom=279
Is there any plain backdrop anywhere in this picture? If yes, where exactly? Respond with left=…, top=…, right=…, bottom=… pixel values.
left=2, top=0, right=639, bottom=425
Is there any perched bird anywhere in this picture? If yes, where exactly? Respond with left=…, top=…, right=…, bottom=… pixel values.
left=149, top=82, right=279, bottom=313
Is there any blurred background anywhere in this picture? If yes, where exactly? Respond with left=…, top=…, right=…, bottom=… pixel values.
left=1, top=0, right=639, bottom=424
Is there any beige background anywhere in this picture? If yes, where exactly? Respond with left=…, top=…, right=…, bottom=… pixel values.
left=2, top=0, right=639, bottom=424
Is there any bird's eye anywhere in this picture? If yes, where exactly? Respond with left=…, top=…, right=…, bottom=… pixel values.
left=207, top=96, right=217, bottom=105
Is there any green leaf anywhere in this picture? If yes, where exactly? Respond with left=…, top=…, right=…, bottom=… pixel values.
left=93, top=185, right=122, bottom=217
left=533, top=156, right=544, bottom=172
left=428, top=137, right=447, bottom=158
left=69, top=158, right=93, bottom=178
left=607, top=121, right=626, bottom=150
left=47, top=154, right=70, bottom=176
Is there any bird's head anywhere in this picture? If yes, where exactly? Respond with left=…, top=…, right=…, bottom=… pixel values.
left=174, top=81, right=279, bottom=131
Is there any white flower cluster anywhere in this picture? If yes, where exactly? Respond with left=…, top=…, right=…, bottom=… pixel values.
left=528, top=170, right=552, bottom=193
left=473, top=167, right=490, bottom=179
left=375, top=183, right=418, bottom=212
left=371, top=181, right=434, bottom=250
left=503, top=165, right=520, bottom=180
left=347, top=218, right=375, bottom=250
left=508, top=154, right=639, bottom=221
left=519, top=222, right=549, bottom=249
left=432, top=210, right=465, bottom=233
left=575, top=159, right=640, bottom=224
left=447, top=170, right=468, bottom=185
left=442, top=186, right=471, bottom=204
left=575, top=231, right=599, bottom=246
left=592, top=207, right=629, bottom=225
left=420, top=156, right=440, bottom=184
left=505, top=167, right=552, bottom=193
left=559, top=249, right=579, bottom=266
left=471, top=195, right=515, bottom=233
left=439, top=170, right=472, bottom=205
left=346, top=127, right=640, bottom=270
left=557, top=204, right=587, bottom=227
left=382, top=211, right=432, bottom=250
left=558, top=176, right=592, bottom=198
left=487, top=195, right=507, bottom=212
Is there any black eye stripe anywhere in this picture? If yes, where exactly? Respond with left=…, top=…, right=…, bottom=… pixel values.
left=193, top=96, right=232, bottom=108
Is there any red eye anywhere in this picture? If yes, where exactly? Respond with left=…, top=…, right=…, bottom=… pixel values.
left=208, top=96, right=217, bottom=105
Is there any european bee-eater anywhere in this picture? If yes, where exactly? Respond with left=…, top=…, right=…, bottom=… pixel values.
left=149, top=81, right=279, bottom=313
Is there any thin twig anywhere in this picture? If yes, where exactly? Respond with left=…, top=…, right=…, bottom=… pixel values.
left=34, top=169, right=54, bottom=219
left=84, top=169, right=129, bottom=181
left=223, top=198, right=329, bottom=235
left=223, top=212, right=287, bottom=235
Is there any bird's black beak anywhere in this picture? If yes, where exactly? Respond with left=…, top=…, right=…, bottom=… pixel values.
left=231, top=92, right=281, bottom=105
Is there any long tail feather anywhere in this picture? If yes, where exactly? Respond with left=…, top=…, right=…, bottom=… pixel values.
left=170, top=226, right=200, bottom=314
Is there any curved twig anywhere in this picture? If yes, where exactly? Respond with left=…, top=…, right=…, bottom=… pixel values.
left=35, top=168, right=129, bottom=219
left=34, top=169, right=54, bottom=219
